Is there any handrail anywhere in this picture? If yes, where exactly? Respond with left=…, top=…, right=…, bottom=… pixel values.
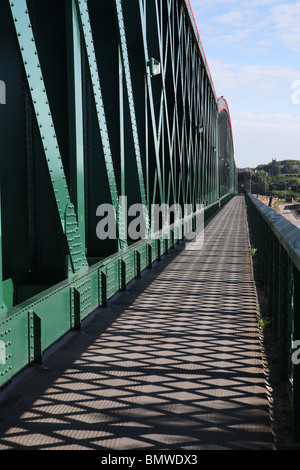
left=247, top=193, right=300, bottom=271
left=246, top=192, right=300, bottom=443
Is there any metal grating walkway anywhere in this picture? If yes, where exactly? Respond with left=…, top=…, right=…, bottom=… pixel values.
left=0, top=196, right=274, bottom=450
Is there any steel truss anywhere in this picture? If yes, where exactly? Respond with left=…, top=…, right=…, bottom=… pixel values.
left=0, top=0, right=236, bottom=387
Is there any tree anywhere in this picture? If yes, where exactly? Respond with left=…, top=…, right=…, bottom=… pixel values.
left=270, top=175, right=286, bottom=191
left=281, top=160, right=300, bottom=174
left=251, top=170, right=272, bottom=195
left=271, top=162, right=281, bottom=176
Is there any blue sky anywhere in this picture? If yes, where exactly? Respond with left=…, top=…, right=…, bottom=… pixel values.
left=189, top=0, right=300, bottom=168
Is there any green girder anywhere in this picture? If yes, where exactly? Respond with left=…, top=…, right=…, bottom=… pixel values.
left=0, top=0, right=237, bottom=389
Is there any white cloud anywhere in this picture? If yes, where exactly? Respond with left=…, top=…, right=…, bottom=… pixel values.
left=216, top=10, right=249, bottom=25
left=192, top=0, right=300, bottom=53
left=232, top=112, right=300, bottom=167
left=208, top=58, right=300, bottom=111
left=271, top=2, right=300, bottom=51
left=233, top=111, right=300, bottom=131
left=188, top=0, right=300, bottom=167
left=209, top=59, right=300, bottom=167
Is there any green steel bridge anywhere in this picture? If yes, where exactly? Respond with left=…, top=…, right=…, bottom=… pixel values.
left=0, top=0, right=299, bottom=450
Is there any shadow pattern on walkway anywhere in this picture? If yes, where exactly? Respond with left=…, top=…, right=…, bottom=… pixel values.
left=0, top=197, right=274, bottom=450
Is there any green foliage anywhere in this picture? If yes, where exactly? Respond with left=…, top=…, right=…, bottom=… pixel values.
left=251, top=170, right=272, bottom=194
left=257, top=316, right=271, bottom=329
left=253, top=160, right=300, bottom=176
left=247, top=160, right=300, bottom=197
left=270, top=189, right=300, bottom=199
left=257, top=161, right=281, bottom=176
left=248, top=247, right=257, bottom=256
left=281, top=160, right=300, bottom=174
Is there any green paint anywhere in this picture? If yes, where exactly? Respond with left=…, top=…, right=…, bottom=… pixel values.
left=0, top=0, right=236, bottom=394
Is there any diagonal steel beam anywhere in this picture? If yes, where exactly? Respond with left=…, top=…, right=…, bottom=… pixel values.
left=75, top=0, right=127, bottom=248
left=9, top=0, right=88, bottom=275
left=114, top=0, right=147, bottom=212
left=138, top=0, right=164, bottom=205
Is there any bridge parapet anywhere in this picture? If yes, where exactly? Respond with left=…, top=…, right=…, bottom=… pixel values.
left=246, top=192, right=300, bottom=442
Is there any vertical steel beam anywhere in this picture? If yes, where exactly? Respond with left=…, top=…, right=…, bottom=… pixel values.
left=72, top=287, right=82, bottom=331
left=28, top=310, right=42, bottom=365
left=66, top=0, right=86, bottom=253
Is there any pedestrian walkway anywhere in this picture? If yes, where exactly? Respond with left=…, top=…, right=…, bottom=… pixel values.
left=0, top=196, right=274, bottom=450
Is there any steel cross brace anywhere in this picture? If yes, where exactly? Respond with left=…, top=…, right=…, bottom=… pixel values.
left=153, top=0, right=176, bottom=206
left=138, top=0, right=164, bottom=206
left=114, top=0, right=147, bottom=213
left=8, top=0, right=88, bottom=275
left=75, top=0, right=127, bottom=249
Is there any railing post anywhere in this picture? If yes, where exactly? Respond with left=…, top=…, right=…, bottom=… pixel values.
left=293, top=266, right=300, bottom=442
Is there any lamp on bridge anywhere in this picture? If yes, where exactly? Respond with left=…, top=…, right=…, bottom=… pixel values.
left=148, top=58, right=161, bottom=77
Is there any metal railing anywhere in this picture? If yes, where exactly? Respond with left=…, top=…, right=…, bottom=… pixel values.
left=245, top=192, right=300, bottom=442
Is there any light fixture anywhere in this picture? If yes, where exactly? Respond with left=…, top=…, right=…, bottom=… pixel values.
left=148, top=58, right=161, bottom=77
